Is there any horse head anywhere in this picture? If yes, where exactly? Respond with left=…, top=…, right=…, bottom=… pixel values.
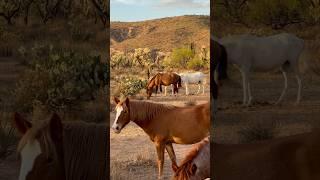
left=14, top=113, right=65, bottom=180
left=112, top=97, right=131, bottom=133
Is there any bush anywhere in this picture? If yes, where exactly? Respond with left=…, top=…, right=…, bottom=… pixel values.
left=14, top=46, right=108, bottom=112
left=0, top=111, right=17, bottom=159
left=238, top=120, right=280, bottom=143
left=116, top=77, right=147, bottom=97
left=187, top=56, right=207, bottom=70
left=163, top=47, right=194, bottom=69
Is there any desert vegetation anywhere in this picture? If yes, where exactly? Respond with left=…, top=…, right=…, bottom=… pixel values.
left=0, top=1, right=109, bottom=178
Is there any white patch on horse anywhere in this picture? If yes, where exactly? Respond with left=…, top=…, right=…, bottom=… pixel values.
left=19, top=140, right=42, bottom=180
left=112, top=106, right=123, bottom=131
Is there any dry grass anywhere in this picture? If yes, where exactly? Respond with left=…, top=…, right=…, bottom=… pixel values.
left=238, top=120, right=281, bottom=143
left=111, top=148, right=157, bottom=180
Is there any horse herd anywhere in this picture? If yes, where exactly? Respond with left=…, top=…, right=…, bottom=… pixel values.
left=12, top=33, right=318, bottom=180
left=146, top=71, right=207, bottom=99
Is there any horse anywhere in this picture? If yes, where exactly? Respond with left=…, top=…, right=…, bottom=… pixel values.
left=172, top=136, right=210, bottom=180
left=213, top=131, right=320, bottom=180
left=179, top=72, right=206, bottom=95
left=13, top=113, right=107, bottom=180
left=219, top=33, right=306, bottom=106
left=146, top=72, right=182, bottom=99
left=211, top=35, right=228, bottom=114
left=111, top=97, right=210, bottom=179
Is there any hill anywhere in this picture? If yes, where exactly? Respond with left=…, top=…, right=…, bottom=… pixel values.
left=110, top=15, right=209, bottom=51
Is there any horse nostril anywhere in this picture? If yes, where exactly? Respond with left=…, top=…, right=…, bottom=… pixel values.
left=115, top=126, right=119, bottom=130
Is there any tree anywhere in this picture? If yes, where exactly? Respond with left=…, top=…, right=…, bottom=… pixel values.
left=35, top=0, right=63, bottom=24
left=0, top=0, right=21, bottom=25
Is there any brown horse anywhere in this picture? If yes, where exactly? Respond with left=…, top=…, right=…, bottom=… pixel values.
left=173, top=136, right=210, bottom=180
left=213, top=131, right=320, bottom=180
left=13, top=113, right=107, bottom=180
left=146, top=72, right=182, bottom=99
left=112, top=97, right=210, bottom=179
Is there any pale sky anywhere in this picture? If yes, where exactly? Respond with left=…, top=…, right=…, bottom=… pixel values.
left=111, top=0, right=210, bottom=22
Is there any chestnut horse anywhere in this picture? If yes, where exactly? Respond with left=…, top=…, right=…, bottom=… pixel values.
left=213, top=131, right=320, bottom=180
left=111, top=97, right=210, bottom=179
left=146, top=72, right=182, bottom=99
left=13, top=113, right=107, bottom=180
left=173, top=136, right=210, bottom=180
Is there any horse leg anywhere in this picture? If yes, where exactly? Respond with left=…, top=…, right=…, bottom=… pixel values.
left=296, top=74, right=302, bottom=105
left=155, top=142, right=165, bottom=179
left=165, top=143, right=178, bottom=171
left=197, top=84, right=201, bottom=94
left=164, top=86, right=167, bottom=96
left=202, top=83, right=205, bottom=94
left=276, top=69, right=288, bottom=105
left=241, top=70, right=248, bottom=105
left=171, top=84, right=174, bottom=95
left=185, top=82, right=189, bottom=95
left=247, top=81, right=253, bottom=105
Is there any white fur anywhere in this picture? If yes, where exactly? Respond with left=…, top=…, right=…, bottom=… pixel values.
left=19, top=140, right=42, bottom=180
left=220, top=33, right=305, bottom=105
left=112, top=106, right=123, bottom=131
left=179, top=72, right=206, bottom=95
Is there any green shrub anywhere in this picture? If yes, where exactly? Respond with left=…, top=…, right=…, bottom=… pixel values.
left=163, top=47, right=194, bottom=69
left=117, top=77, right=147, bottom=97
left=187, top=56, right=207, bottom=70
left=14, top=46, right=108, bottom=112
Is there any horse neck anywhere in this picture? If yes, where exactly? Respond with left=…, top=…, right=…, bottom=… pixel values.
left=129, top=100, right=172, bottom=128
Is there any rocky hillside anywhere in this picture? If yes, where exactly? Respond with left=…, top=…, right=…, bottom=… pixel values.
left=110, top=15, right=209, bottom=51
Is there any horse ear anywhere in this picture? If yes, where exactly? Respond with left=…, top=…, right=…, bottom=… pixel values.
left=114, top=97, right=120, bottom=104
left=13, top=112, right=32, bottom=135
left=49, top=113, right=63, bottom=142
left=189, top=164, right=197, bottom=175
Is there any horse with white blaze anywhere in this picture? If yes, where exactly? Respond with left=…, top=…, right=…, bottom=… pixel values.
left=219, top=33, right=306, bottom=106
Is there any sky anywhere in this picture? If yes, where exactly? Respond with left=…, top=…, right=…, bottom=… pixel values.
left=111, top=0, right=209, bottom=22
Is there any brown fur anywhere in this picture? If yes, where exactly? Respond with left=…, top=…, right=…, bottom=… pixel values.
left=213, top=131, right=320, bottom=180
left=113, top=98, right=210, bottom=178
left=15, top=114, right=107, bottom=180
left=146, top=72, right=182, bottom=99
left=173, top=137, right=209, bottom=180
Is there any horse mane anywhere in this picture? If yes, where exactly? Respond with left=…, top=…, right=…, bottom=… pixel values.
left=174, top=137, right=209, bottom=179
left=63, top=121, right=107, bottom=180
left=17, top=119, right=57, bottom=161
left=129, top=100, right=175, bottom=124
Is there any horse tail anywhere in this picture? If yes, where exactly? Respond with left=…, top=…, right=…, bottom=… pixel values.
left=218, top=44, right=228, bottom=80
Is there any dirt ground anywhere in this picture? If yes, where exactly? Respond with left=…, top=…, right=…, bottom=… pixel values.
left=214, top=71, right=320, bottom=144
left=110, top=81, right=210, bottom=180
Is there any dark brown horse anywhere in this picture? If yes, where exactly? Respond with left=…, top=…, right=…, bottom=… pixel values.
left=173, top=136, right=210, bottom=180
left=211, top=36, right=228, bottom=114
left=146, top=72, right=182, bottom=99
left=13, top=113, right=107, bottom=180
left=213, top=131, right=320, bottom=180
left=112, top=97, right=210, bottom=179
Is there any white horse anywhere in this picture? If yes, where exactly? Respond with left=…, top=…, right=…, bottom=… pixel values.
left=179, top=72, right=206, bottom=95
left=219, top=33, right=305, bottom=106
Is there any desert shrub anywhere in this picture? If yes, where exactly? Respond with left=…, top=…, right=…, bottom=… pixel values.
left=116, top=77, right=147, bottom=97
left=0, top=111, right=17, bottom=159
left=238, top=120, right=280, bottom=143
left=187, top=56, right=207, bottom=70
left=14, top=46, right=108, bottom=112
left=80, top=88, right=108, bottom=123
left=69, top=22, right=94, bottom=41
left=163, top=47, right=194, bottom=69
